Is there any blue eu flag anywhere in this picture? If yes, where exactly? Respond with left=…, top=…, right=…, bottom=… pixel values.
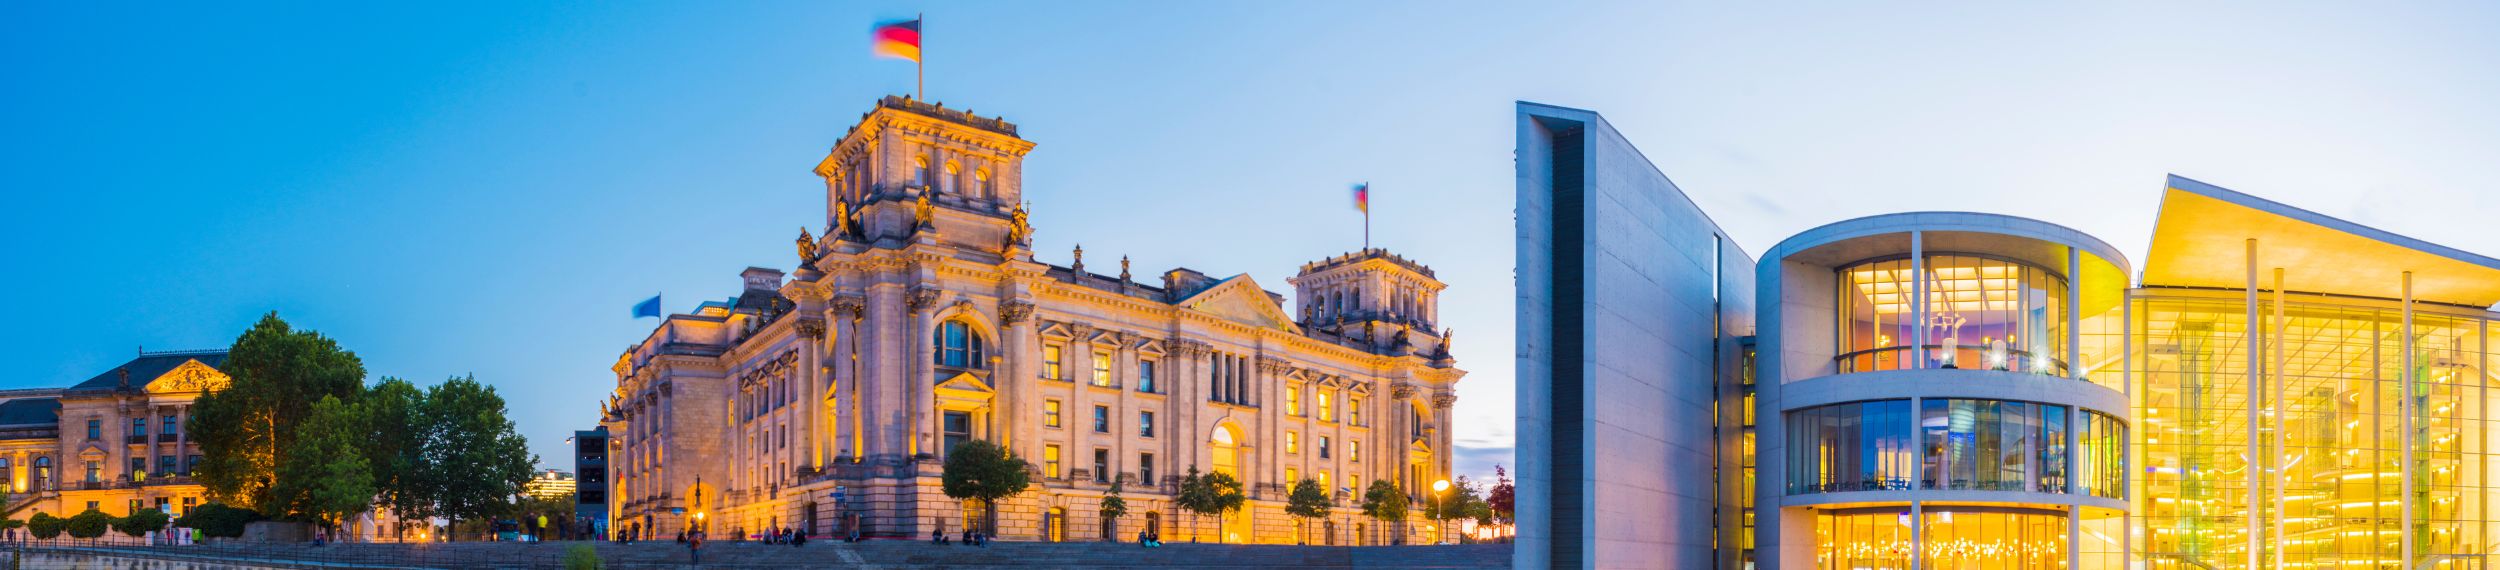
left=632, top=294, right=662, bottom=319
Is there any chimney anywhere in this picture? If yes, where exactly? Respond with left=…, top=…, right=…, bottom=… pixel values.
left=741, top=267, right=786, bottom=293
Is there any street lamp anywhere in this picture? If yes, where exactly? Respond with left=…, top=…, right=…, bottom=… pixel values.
left=1431, top=479, right=1451, bottom=546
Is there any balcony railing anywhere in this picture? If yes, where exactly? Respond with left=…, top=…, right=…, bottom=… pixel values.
left=124, top=435, right=150, bottom=445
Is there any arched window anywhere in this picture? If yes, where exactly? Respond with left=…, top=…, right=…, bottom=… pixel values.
left=935, top=320, right=988, bottom=369
left=975, top=168, right=992, bottom=198
left=913, top=155, right=931, bottom=187
left=942, top=161, right=961, bottom=194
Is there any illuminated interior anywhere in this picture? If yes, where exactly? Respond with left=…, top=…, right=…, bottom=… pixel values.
left=1817, top=507, right=2072, bottom=569
left=1840, top=254, right=2068, bottom=375
left=2133, top=291, right=2494, bottom=569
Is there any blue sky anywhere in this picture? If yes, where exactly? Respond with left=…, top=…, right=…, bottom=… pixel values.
left=7, top=2, right=2499, bottom=483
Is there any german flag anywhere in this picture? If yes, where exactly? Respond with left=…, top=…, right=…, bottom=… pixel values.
left=873, top=18, right=921, bottom=62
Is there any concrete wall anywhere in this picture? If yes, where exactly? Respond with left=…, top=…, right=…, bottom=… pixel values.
left=1515, top=102, right=1756, bottom=570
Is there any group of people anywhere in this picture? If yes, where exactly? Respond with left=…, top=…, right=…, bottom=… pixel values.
left=1136, top=528, right=1164, bottom=547
left=759, top=527, right=807, bottom=546
left=933, top=527, right=990, bottom=546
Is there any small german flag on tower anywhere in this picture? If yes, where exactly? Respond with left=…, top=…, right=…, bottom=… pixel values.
left=873, top=16, right=924, bottom=99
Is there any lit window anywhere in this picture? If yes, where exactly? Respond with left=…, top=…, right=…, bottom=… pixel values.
left=1350, top=396, right=1363, bottom=425
left=1319, top=391, right=1333, bottom=422
left=1091, top=352, right=1113, bottom=387
left=1286, top=386, right=1303, bottom=416
left=1286, top=431, right=1299, bottom=454
left=975, top=168, right=992, bottom=198
left=1044, top=400, right=1062, bottom=428
left=1350, top=441, right=1360, bottom=462
left=1286, top=467, right=1299, bottom=486
left=1043, top=345, right=1063, bottom=380
left=935, top=320, right=987, bottom=369
left=1044, top=445, right=1061, bottom=479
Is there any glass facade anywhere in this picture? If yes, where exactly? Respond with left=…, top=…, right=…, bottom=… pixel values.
left=1788, top=400, right=1917, bottom=494
left=1816, top=507, right=2071, bottom=570
left=1838, top=254, right=2069, bottom=375
left=1920, top=399, right=2068, bottom=493
left=2134, top=291, right=2495, bottom=569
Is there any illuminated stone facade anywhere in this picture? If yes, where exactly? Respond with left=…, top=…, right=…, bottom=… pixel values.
left=0, top=350, right=222, bottom=523
left=603, top=96, right=1465, bottom=545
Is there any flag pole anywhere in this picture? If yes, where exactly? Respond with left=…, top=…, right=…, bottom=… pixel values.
left=916, top=13, right=924, bottom=101
left=1363, top=182, right=1371, bottom=251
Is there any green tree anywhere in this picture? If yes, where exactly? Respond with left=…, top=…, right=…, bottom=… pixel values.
left=937, top=439, right=1030, bottom=535
left=276, top=395, right=374, bottom=538
left=1485, top=465, right=1514, bottom=530
left=1098, top=480, right=1128, bottom=542
left=1284, top=479, right=1332, bottom=545
left=1173, top=467, right=1209, bottom=543
left=25, top=513, right=61, bottom=540
left=364, top=377, right=432, bottom=538
left=192, top=313, right=367, bottom=514
left=172, top=503, right=260, bottom=539
left=112, top=509, right=171, bottom=538
left=1423, top=476, right=1485, bottom=544
left=0, top=517, right=23, bottom=533
left=65, top=509, right=110, bottom=540
left=420, top=376, right=536, bottom=540
left=1360, top=480, right=1408, bottom=545
left=1186, top=470, right=1245, bottom=543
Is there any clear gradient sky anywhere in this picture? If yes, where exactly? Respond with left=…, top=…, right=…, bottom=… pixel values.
left=7, top=2, right=2500, bottom=482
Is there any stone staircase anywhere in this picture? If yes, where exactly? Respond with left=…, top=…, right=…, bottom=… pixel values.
left=28, top=540, right=1512, bottom=569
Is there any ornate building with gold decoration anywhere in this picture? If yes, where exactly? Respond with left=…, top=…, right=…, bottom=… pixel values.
left=0, top=349, right=224, bottom=523
left=601, top=96, right=1465, bottom=545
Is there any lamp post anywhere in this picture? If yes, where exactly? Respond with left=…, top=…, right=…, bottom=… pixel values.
left=1431, top=479, right=1451, bottom=546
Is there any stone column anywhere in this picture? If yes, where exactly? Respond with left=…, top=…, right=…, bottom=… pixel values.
left=998, top=299, right=1037, bottom=453
left=1431, top=391, right=1456, bottom=484
left=797, top=318, right=826, bottom=469
left=908, top=286, right=942, bottom=458
left=863, top=284, right=908, bottom=458
left=832, top=294, right=866, bottom=461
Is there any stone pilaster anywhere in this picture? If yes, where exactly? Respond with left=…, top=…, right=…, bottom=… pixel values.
left=832, top=294, right=866, bottom=460
left=907, top=286, right=942, bottom=457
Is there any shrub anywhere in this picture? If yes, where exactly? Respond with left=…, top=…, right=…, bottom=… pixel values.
left=66, top=509, right=111, bottom=539
left=26, top=513, right=63, bottom=539
left=114, top=509, right=171, bottom=538
left=173, top=503, right=260, bottom=539
left=563, top=543, right=603, bottom=570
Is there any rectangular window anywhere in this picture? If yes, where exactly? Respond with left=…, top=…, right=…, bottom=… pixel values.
left=1319, top=472, right=1331, bottom=498
left=942, top=412, right=971, bottom=455
left=1091, top=352, right=1113, bottom=387
left=128, top=499, right=142, bottom=516
left=1093, top=406, right=1110, bottom=433
left=1140, top=453, right=1156, bottom=485
left=1138, top=360, right=1158, bottom=393
left=1286, top=467, right=1299, bottom=487
left=1319, top=436, right=1331, bottom=459
left=1092, top=449, right=1109, bottom=483
left=1044, top=400, right=1063, bottom=428
left=129, top=457, right=146, bottom=479
left=158, top=456, right=175, bottom=476
left=186, top=455, right=201, bottom=474
left=1350, top=441, right=1361, bottom=463
left=1319, top=392, right=1334, bottom=422
left=86, top=419, right=99, bottom=440
left=132, top=418, right=147, bottom=439
left=1286, top=386, right=1302, bottom=416
left=162, top=415, right=178, bottom=435
left=1139, top=411, right=1156, bottom=438
left=1043, top=345, right=1064, bottom=380
left=1286, top=431, right=1299, bottom=454
left=85, top=461, right=100, bottom=483
left=181, top=497, right=196, bottom=515
left=1044, top=445, right=1061, bottom=479
left=1350, top=396, right=1363, bottom=425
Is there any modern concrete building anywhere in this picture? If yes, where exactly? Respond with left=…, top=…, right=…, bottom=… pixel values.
left=1516, top=101, right=2500, bottom=569
left=574, top=427, right=610, bottom=538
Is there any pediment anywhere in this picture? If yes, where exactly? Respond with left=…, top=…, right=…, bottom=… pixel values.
left=78, top=444, right=107, bottom=459
left=1316, top=376, right=1346, bottom=389
left=1134, top=339, right=1166, bottom=355
left=935, top=372, right=995, bottom=394
left=1038, top=322, right=1076, bottom=339
left=144, top=360, right=228, bottom=394
left=1174, top=275, right=1297, bottom=332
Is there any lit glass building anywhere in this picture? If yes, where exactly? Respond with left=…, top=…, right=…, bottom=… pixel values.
left=1516, top=101, right=2500, bottom=569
